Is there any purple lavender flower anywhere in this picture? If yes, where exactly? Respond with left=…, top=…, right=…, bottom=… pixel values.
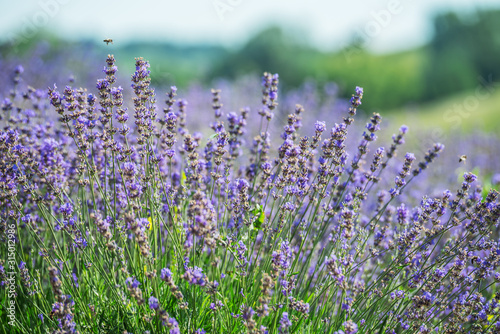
left=463, top=172, right=477, bottom=183
left=72, top=273, right=79, bottom=288
left=279, top=312, right=292, bottom=333
left=161, top=268, right=172, bottom=281
left=149, top=296, right=159, bottom=310
left=422, top=291, right=434, bottom=305
left=315, top=121, right=326, bottom=133
left=167, top=317, right=180, bottom=333
left=236, top=241, right=248, bottom=265
left=14, top=65, right=24, bottom=74
left=125, top=277, right=141, bottom=289
left=343, top=320, right=358, bottom=334
left=235, top=179, right=249, bottom=192
left=397, top=203, right=409, bottom=225
left=58, top=202, right=74, bottom=217
left=241, top=305, right=255, bottom=320
left=183, top=267, right=206, bottom=286
left=96, top=79, right=110, bottom=91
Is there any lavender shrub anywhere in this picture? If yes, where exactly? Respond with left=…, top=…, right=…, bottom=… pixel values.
left=0, top=55, right=500, bottom=334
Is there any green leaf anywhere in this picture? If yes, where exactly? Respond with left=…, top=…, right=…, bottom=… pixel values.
left=251, top=204, right=265, bottom=230
left=483, top=180, right=492, bottom=198
left=181, top=170, right=187, bottom=186
left=248, top=229, right=258, bottom=241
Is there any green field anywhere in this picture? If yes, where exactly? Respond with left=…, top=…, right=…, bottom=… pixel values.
left=386, top=86, right=500, bottom=134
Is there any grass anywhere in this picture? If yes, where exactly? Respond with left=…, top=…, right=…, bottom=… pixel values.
left=386, top=86, right=500, bottom=134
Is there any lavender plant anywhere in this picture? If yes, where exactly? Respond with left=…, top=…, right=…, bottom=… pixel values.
left=1, top=55, right=500, bottom=334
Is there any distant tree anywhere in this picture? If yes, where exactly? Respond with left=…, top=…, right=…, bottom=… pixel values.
left=424, top=10, right=500, bottom=99
left=209, top=27, right=312, bottom=87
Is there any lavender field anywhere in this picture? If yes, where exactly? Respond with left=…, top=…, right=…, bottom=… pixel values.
left=3, top=1, right=500, bottom=332
left=0, top=51, right=499, bottom=334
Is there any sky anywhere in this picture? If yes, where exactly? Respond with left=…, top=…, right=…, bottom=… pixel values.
left=1, top=0, right=500, bottom=53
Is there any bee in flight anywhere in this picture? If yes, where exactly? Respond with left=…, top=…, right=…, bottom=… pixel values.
left=458, top=155, right=467, bottom=164
left=103, top=38, right=113, bottom=45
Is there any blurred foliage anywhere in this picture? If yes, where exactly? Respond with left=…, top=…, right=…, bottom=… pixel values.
left=423, top=10, right=500, bottom=99
left=388, top=87, right=500, bottom=135
left=209, top=27, right=314, bottom=86
left=209, top=9, right=500, bottom=110
left=117, top=42, right=228, bottom=87
left=1, top=9, right=500, bottom=111
left=208, top=26, right=428, bottom=109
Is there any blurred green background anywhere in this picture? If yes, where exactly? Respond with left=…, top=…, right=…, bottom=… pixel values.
left=1, top=2, right=500, bottom=133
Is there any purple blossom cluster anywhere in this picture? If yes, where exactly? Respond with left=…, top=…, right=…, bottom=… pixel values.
left=0, top=55, right=499, bottom=334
